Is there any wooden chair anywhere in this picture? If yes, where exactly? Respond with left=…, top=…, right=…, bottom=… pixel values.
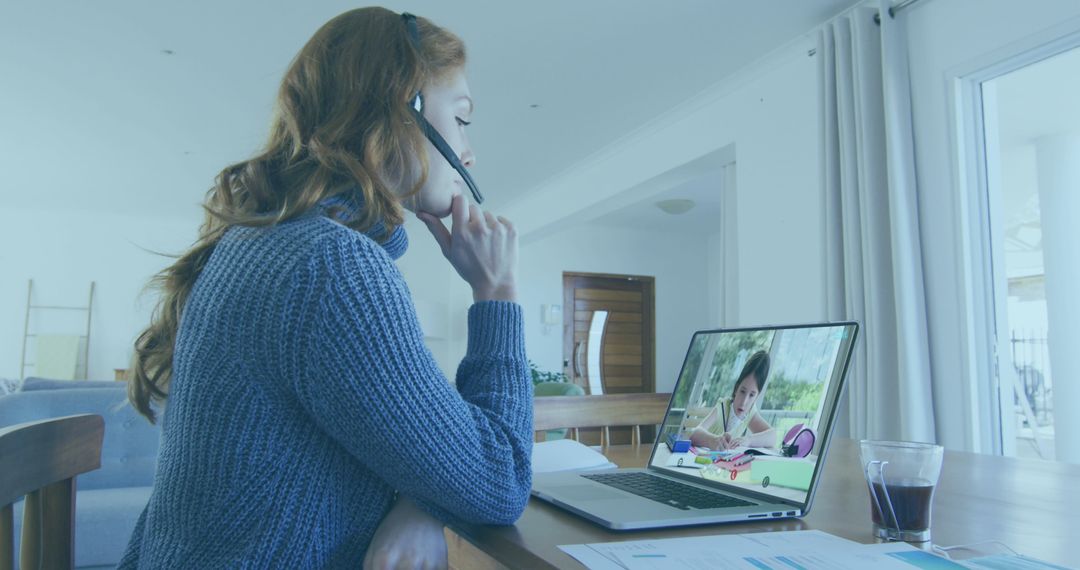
left=533, top=393, right=671, bottom=447
left=0, top=414, right=104, bottom=570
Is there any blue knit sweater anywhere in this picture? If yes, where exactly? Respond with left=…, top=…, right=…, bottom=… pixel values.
left=119, top=204, right=533, bottom=568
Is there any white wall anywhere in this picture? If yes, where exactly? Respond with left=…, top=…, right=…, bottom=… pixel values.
left=504, top=36, right=826, bottom=334
left=517, top=225, right=710, bottom=394
left=905, top=0, right=1080, bottom=451
left=0, top=208, right=199, bottom=381
left=706, top=232, right=726, bottom=328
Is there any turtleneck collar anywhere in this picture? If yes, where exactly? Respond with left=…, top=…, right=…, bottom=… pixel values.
left=317, top=195, right=409, bottom=261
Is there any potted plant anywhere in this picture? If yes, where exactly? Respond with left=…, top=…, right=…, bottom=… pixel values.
left=529, top=360, right=568, bottom=385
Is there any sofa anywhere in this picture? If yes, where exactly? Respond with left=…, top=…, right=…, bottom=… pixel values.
left=0, top=379, right=160, bottom=569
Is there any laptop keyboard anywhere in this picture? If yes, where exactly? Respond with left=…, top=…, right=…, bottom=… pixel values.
left=582, top=472, right=754, bottom=511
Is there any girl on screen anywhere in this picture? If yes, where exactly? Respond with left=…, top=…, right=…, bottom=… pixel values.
left=690, top=350, right=776, bottom=450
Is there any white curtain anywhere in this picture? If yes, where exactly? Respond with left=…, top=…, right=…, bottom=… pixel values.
left=820, top=1, right=937, bottom=442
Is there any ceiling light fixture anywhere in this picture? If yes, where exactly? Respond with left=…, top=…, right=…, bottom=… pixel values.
left=655, top=199, right=695, bottom=215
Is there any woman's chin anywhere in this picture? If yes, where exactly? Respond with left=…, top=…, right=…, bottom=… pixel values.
left=416, top=200, right=453, bottom=219
left=417, top=209, right=451, bottom=220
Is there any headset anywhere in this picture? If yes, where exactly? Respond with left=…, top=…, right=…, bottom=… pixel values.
left=401, top=12, right=484, bottom=204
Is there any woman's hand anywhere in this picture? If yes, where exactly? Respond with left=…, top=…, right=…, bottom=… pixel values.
left=418, top=194, right=518, bottom=302
left=363, top=497, right=447, bottom=570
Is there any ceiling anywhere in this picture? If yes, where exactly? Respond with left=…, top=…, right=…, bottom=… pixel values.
left=591, top=145, right=735, bottom=234
left=0, top=1, right=860, bottom=220
left=593, top=173, right=726, bottom=234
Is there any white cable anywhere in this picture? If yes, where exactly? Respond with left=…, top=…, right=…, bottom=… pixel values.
left=931, top=540, right=1018, bottom=560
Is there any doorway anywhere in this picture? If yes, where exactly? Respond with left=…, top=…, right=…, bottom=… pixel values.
left=978, top=45, right=1080, bottom=462
left=562, top=272, right=656, bottom=444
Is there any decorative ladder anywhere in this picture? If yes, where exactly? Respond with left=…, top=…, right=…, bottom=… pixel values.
left=19, top=279, right=95, bottom=380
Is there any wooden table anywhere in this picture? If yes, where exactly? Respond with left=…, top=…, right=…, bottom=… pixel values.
left=446, top=438, right=1080, bottom=568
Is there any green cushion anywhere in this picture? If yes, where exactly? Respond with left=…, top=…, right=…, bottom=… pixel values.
left=533, top=382, right=585, bottom=440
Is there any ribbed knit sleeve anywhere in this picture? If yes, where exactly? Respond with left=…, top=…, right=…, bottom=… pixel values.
left=289, top=228, right=532, bottom=526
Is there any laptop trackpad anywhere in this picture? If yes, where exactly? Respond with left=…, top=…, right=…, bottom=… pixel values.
left=557, top=484, right=627, bottom=502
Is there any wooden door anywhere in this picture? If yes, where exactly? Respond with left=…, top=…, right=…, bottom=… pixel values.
left=562, top=272, right=655, bottom=444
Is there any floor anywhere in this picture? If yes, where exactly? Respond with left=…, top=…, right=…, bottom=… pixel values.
left=1014, top=424, right=1056, bottom=460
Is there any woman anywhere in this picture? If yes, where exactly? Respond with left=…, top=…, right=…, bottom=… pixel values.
left=120, top=8, right=530, bottom=568
left=689, top=351, right=775, bottom=450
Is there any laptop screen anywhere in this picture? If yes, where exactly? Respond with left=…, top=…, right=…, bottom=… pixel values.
left=648, top=323, right=858, bottom=506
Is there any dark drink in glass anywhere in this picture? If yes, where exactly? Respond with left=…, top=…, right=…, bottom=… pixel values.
left=869, top=478, right=935, bottom=531
left=860, top=441, right=943, bottom=542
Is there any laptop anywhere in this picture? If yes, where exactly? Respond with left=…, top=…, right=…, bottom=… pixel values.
left=531, top=322, right=859, bottom=530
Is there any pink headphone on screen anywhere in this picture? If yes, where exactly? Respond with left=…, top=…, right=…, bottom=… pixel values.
left=782, top=424, right=816, bottom=458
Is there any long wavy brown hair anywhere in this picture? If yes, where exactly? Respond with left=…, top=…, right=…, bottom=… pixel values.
left=129, top=7, right=465, bottom=422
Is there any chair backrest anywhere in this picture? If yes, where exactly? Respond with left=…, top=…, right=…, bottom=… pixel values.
left=0, top=414, right=104, bottom=570
left=533, top=393, right=671, bottom=446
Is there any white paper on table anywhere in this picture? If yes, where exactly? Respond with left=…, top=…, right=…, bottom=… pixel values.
left=611, top=538, right=967, bottom=570
left=560, top=530, right=859, bottom=570
left=560, top=529, right=1063, bottom=570
left=609, top=531, right=868, bottom=570
left=532, top=439, right=618, bottom=473
left=557, top=544, right=627, bottom=570
left=865, top=542, right=1073, bottom=570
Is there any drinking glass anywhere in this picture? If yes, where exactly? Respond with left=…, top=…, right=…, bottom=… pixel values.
left=859, top=440, right=944, bottom=542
